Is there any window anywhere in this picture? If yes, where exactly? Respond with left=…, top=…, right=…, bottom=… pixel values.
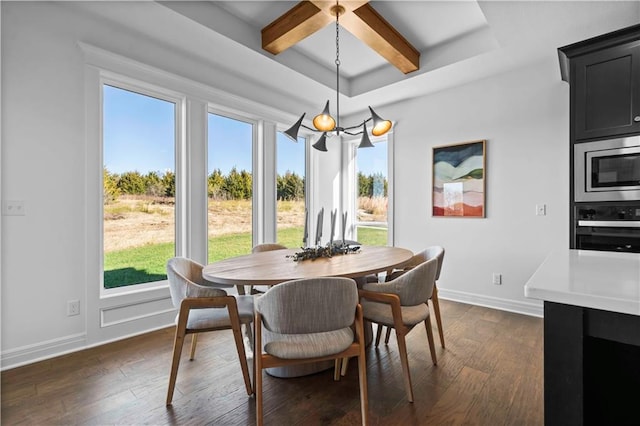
left=207, top=112, right=254, bottom=262
left=102, top=84, right=177, bottom=289
left=276, top=132, right=306, bottom=246
left=355, top=139, right=388, bottom=245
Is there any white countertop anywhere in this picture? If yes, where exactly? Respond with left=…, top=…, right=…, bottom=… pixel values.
left=525, top=249, right=640, bottom=316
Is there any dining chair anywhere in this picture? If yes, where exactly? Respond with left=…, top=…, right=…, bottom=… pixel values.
left=254, top=277, right=368, bottom=426
left=378, top=246, right=446, bottom=348
left=249, top=243, right=287, bottom=294
left=359, top=257, right=439, bottom=403
left=165, top=257, right=254, bottom=405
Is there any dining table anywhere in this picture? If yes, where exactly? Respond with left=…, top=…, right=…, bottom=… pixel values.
left=202, top=245, right=413, bottom=287
left=202, top=245, right=414, bottom=378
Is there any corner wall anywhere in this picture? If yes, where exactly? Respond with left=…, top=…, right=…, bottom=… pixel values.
left=387, top=56, right=570, bottom=316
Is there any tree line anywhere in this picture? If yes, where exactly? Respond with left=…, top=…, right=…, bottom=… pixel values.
left=104, top=167, right=387, bottom=203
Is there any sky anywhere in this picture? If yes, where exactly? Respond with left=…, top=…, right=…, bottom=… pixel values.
left=103, top=84, right=386, bottom=178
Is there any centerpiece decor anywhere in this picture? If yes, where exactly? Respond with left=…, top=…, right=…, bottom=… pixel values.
left=287, top=242, right=360, bottom=262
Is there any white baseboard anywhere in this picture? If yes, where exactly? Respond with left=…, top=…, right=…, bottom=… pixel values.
left=1, top=323, right=173, bottom=371
left=437, top=288, right=544, bottom=318
left=1, top=332, right=88, bottom=370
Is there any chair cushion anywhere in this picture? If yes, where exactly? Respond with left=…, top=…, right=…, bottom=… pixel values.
left=178, top=295, right=255, bottom=330
left=361, top=299, right=429, bottom=327
left=262, top=327, right=354, bottom=359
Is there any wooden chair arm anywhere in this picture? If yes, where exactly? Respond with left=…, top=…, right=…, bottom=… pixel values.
left=358, top=289, right=407, bottom=334
left=180, top=295, right=236, bottom=310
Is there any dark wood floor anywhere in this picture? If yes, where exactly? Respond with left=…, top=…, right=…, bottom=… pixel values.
left=1, top=300, right=543, bottom=425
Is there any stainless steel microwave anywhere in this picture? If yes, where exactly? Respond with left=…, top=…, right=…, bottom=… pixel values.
left=574, top=136, right=640, bottom=202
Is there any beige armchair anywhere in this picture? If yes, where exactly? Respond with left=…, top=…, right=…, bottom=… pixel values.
left=254, top=277, right=368, bottom=425
left=379, top=246, right=446, bottom=348
left=359, top=257, right=438, bottom=403
left=165, top=257, right=254, bottom=405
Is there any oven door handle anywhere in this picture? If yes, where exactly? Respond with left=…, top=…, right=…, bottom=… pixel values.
left=578, top=220, right=640, bottom=228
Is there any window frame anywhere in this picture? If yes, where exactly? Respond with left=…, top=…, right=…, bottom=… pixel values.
left=100, top=76, right=186, bottom=296
left=81, top=42, right=317, bottom=344
left=274, top=131, right=310, bottom=246
left=205, top=107, right=260, bottom=257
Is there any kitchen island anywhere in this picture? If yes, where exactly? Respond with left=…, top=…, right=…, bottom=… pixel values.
left=525, top=249, right=640, bottom=426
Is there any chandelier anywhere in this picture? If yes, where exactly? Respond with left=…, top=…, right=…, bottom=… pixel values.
left=282, top=2, right=393, bottom=152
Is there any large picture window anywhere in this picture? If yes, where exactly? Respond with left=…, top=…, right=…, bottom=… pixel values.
left=276, top=132, right=306, bottom=246
left=207, top=112, right=254, bottom=262
left=102, top=84, right=177, bottom=289
left=355, top=139, right=388, bottom=245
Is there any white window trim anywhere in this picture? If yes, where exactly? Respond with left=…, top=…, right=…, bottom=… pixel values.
left=206, top=107, right=262, bottom=250
left=100, top=77, right=186, bottom=297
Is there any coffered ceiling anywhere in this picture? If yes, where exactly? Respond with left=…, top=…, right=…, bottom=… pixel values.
left=163, top=1, right=497, bottom=98
left=78, top=1, right=640, bottom=116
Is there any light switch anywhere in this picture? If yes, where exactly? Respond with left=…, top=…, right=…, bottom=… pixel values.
left=2, top=200, right=25, bottom=216
left=536, top=204, right=546, bottom=216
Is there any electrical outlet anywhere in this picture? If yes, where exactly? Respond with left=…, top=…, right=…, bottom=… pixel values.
left=492, top=273, right=502, bottom=285
left=67, top=300, right=80, bottom=316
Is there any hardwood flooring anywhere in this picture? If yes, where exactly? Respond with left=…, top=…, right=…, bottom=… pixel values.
left=1, top=300, right=543, bottom=425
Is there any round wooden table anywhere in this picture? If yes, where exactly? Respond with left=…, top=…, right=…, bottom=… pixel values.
left=202, top=245, right=413, bottom=378
left=202, top=245, right=413, bottom=286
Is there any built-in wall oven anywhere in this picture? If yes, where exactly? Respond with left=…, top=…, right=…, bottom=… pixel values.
left=575, top=204, right=640, bottom=252
left=574, top=136, right=640, bottom=202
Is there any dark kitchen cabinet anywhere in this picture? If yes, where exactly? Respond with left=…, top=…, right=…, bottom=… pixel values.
left=559, top=24, right=640, bottom=141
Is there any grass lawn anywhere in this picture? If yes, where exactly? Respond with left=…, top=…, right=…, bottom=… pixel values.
left=104, top=226, right=388, bottom=289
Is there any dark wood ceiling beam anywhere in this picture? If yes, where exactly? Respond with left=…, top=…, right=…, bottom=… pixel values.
left=344, top=4, right=420, bottom=74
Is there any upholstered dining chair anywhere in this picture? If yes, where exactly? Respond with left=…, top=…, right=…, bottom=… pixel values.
left=378, top=246, right=446, bottom=348
left=254, top=277, right=368, bottom=426
left=359, top=257, right=439, bottom=403
left=165, top=257, right=254, bottom=405
left=249, top=243, right=287, bottom=294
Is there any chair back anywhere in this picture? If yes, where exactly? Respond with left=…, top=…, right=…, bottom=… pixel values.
left=252, top=243, right=287, bottom=253
left=423, top=246, right=445, bottom=280
left=166, top=257, right=226, bottom=308
left=256, top=277, right=358, bottom=334
left=386, top=257, right=438, bottom=306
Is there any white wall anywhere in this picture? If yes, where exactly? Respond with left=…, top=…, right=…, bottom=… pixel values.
left=386, top=57, right=570, bottom=315
left=0, top=1, right=620, bottom=368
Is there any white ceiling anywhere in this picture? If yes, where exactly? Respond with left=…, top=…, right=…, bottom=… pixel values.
left=163, top=1, right=499, bottom=97
left=73, top=1, right=640, bottom=116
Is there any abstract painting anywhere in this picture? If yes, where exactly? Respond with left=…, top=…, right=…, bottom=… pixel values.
left=433, top=140, right=486, bottom=217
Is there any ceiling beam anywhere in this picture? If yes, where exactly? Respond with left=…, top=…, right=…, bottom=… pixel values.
left=261, top=2, right=332, bottom=54
left=343, top=4, right=420, bottom=74
left=261, top=1, right=420, bottom=74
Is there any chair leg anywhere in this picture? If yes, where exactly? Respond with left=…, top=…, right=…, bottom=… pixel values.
left=374, top=324, right=383, bottom=347
left=167, top=318, right=188, bottom=405
left=334, top=359, right=341, bottom=381
left=356, top=336, right=369, bottom=424
left=189, top=333, right=198, bottom=360
left=340, top=357, right=349, bottom=376
left=236, top=285, right=246, bottom=295
left=431, top=285, right=445, bottom=348
left=384, top=327, right=392, bottom=344
left=424, top=315, right=438, bottom=366
left=230, top=319, right=253, bottom=395
left=395, top=330, right=414, bottom=403
left=255, top=315, right=264, bottom=426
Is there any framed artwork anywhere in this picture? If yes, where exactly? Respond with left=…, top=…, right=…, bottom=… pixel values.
left=432, top=140, right=486, bottom=217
